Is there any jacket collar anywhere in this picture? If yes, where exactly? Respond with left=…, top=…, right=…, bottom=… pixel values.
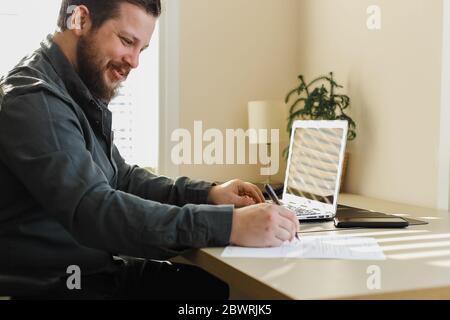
left=40, top=34, right=96, bottom=109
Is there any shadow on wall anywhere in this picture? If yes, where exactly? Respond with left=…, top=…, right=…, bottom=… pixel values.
left=345, top=67, right=370, bottom=194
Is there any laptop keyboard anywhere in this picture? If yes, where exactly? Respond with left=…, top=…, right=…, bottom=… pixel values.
left=288, top=205, right=313, bottom=216
left=286, top=205, right=330, bottom=219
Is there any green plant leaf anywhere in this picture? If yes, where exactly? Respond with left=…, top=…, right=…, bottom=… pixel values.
left=284, top=72, right=357, bottom=142
left=285, top=88, right=299, bottom=104
left=289, top=98, right=307, bottom=114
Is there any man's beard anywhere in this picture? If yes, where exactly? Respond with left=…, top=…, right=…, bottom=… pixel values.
left=76, top=34, right=121, bottom=102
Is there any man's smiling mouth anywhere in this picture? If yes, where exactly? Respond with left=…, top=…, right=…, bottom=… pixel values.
left=109, top=66, right=129, bottom=82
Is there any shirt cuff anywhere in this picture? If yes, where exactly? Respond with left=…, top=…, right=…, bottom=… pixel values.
left=184, top=180, right=216, bottom=204
left=204, top=204, right=234, bottom=246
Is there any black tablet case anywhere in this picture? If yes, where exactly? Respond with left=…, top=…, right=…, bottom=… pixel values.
left=336, top=205, right=428, bottom=226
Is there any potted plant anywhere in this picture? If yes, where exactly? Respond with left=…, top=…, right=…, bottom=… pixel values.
left=284, top=72, right=356, bottom=190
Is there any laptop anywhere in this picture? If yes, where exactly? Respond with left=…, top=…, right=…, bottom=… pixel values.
left=282, top=120, right=348, bottom=221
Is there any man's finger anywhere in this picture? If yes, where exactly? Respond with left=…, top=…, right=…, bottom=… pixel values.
left=268, top=231, right=285, bottom=247
left=278, top=206, right=298, bottom=221
left=274, top=225, right=291, bottom=243
left=279, top=207, right=300, bottom=233
left=247, top=183, right=265, bottom=203
left=234, top=195, right=255, bottom=208
left=248, top=183, right=265, bottom=203
left=277, top=214, right=297, bottom=240
left=240, top=183, right=264, bottom=203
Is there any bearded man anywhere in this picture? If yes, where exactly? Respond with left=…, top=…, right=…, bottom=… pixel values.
left=0, top=0, right=299, bottom=299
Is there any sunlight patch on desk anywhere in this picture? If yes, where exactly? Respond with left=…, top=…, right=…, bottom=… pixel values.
left=387, top=249, right=450, bottom=260
left=427, top=259, right=450, bottom=268
left=376, top=233, right=450, bottom=243
left=299, top=224, right=335, bottom=233
left=261, top=263, right=298, bottom=282
left=335, top=229, right=428, bottom=238
left=355, top=240, right=450, bottom=252
left=381, top=240, right=450, bottom=252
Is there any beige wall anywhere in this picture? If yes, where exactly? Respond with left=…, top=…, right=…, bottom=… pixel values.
left=176, top=0, right=443, bottom=208
left=295, top=0, right=442, bottom=208
left=178, top=0, right=301, bottom=183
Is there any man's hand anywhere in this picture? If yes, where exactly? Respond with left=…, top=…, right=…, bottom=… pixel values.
left=229, top=203, right=300, bottom=247
left=207, top=179, right=265, bottom=208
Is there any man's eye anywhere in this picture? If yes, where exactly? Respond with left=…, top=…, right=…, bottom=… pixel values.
left=121, top=37, right=133, bottom=46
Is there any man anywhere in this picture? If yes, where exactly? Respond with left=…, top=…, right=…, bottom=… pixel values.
left=0, top=0, right=299, bottom=299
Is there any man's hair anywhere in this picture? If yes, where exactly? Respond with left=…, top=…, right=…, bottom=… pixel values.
left=57, top=0, right=162, bottom=31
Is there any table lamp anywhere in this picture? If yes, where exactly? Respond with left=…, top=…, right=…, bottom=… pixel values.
left=248, top=100, right=288, bottom=183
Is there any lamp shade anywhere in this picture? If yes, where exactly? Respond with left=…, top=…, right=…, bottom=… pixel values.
left=248, top=100, right=288, bottom=144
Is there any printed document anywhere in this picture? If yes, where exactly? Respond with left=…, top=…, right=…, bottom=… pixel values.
left=222, top=235, right=386, bottom=260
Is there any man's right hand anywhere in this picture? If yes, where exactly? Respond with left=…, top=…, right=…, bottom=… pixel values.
left=229, top=203, right=300, bottom=247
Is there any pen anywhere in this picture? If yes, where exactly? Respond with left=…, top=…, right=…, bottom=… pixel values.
left=264, top=184, right=299, bottom=240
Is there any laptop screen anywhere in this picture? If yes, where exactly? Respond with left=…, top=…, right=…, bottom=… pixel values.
left=286, top=127, right=344, bottom=205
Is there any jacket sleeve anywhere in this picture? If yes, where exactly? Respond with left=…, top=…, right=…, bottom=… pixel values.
left=113, top=147, right=215, bottom=206
left=0, top=92, right=234, bottom=259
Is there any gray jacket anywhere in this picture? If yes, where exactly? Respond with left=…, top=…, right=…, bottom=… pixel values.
left=0, top=35, right=233, bottom=280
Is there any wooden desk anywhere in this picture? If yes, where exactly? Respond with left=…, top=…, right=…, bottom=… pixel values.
left=183, top=194, right=450, bottom=299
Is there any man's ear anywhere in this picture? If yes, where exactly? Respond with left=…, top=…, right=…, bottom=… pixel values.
left=67, top=5, right=92, bottom=36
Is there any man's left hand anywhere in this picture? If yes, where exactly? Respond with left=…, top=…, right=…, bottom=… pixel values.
left=207, top=179, right=266, bottom=208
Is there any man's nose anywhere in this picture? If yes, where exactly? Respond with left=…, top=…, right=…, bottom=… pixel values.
left=124, top=50, right=140, bottom=69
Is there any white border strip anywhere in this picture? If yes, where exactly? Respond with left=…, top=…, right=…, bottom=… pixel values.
left=438, top=0, right=450, bottom=210
left=158, top=0, right=180, bottom=178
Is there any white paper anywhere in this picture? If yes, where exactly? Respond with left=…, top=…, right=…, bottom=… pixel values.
left=221, top=235, right=386, bottom=260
